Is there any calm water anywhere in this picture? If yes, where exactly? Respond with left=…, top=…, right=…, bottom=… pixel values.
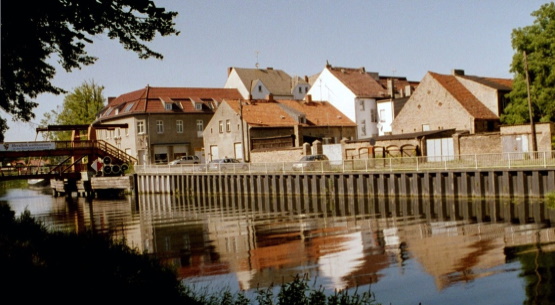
left=3, top=182, right=555, bottom=305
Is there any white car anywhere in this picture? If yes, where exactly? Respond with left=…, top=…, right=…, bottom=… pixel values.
left=169, top=155, right=200, bottom=165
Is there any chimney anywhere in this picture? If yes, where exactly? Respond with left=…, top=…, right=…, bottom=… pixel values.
left=452, top=69, right=465, bottom=76
left=267, top=93, right=273, bottom=101
left=387, top=79, right=394, bottom=98
left=305, top=94, right=312, bottom=104
left=267, top=67, right=273, bottom=70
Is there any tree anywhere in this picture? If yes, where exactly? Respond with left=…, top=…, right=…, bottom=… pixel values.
left=502, top=2, right=555, bottom=124
left=0, top=0, right=179, bottom=140
left=40, top=80, right=106, bottom=141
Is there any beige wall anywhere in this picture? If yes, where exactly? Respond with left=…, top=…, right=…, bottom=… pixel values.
left=456, top=133, right=502, bottom=155
left=392, top=73, right=476, bottom=134
left=500, top=122, right=554, bottom=152
left=250, top=147, right=304, bottom=163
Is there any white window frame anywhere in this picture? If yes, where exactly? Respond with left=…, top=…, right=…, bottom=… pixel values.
left=137, top=120, right=145, bottom=134
left=176, top=120, right=183, bottom=133
left=156, top=120, right=164, bottom=134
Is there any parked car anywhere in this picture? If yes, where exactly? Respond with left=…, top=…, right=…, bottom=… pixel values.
left=292, top=154, right=331, bottom=171
left=208, top=158, right=248, bottom=172
left=169, top=155, right=200, bottom=165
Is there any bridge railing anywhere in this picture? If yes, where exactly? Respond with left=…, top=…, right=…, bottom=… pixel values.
left=135, top=151, right=555, bottom=174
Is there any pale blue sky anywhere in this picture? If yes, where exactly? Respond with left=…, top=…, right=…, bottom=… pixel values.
left=5, top=0, right=551, bottom=141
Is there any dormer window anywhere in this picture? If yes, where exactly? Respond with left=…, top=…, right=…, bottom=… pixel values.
left=195, top=103, right=202, bottom=110
left=165, top=103, right=172, bottom=110
left=123, top=102, right=134, bottom=112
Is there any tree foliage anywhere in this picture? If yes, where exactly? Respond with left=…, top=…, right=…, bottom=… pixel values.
left=502, top=2, right=555, bottom=124
left=40, top=80, right=106, bottom=141
left=0, top=0, right=179, bottom=140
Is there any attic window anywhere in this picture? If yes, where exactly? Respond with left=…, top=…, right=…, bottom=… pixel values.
left=258, top=85, right=262, bottom=92
left=123, top=102, right=134, bottom=112
left=104, top=108, right=113, bottom=116
left=195, top=103, right=202, bottom=110
left=165, top=103, right=172, bottom=110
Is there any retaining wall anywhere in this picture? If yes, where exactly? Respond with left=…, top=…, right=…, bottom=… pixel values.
left=135, top=168, right=555, bottom=200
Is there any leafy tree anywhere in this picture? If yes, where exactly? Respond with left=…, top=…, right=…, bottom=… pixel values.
left=502, top=2, right=555, bottom=124
left=40, top=80, right=106, bottom=141
left=1, top=0, right=179, bottom=140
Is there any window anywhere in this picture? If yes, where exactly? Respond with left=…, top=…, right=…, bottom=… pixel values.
left=226, top=119, right=231, bottom=132
left=218, top=120, right=223, bottom=133
left=298, top=87, right=302, bottom=93
left=370, top=109, right=377, bottom=123
left=196, top=120, right=204, bottom=132
left=258, top=85, right=262, bottom=92
left=359, top=100, right=365, bottom=111
left=165, top=103, right=172, bottom=110
left=176, top=120, right=183, bottom=133
left=137, top=121, right=145, bottom=134
left=379, top=109, right=386, bottom=122
left=123, top=102, right=134, bottom=112
left=360, top=120, right=367, bottom=136
left=156, top=120, right=164, bottom=134
left=195, top=103, right=202, bottom=110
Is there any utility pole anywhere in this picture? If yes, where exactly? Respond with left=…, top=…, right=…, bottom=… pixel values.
left=523, top=50, right=538, bottom=154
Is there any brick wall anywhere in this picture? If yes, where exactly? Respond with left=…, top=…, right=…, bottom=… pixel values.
left=250, top=147, right=304, bottom=163
left=457, top=133, right=502, bottom=155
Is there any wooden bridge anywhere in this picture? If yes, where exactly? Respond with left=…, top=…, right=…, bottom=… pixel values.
left=0, top=124, right=137, bottom=196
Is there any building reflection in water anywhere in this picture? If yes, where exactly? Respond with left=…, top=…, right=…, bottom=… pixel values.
left=132, top=192, right=555, bottom=292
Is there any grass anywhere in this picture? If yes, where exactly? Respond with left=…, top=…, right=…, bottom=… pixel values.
left=0, top=202, right=382, bottom=305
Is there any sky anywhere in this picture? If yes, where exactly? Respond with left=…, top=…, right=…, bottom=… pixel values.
left=4, top=0, right=552, bottom=142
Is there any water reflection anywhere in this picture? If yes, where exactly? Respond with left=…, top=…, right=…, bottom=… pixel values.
left=3, top=185, right=555, bottom=304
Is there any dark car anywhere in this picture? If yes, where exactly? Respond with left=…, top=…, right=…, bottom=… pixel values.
left=208, top=158, right=248, bottom=172
left=292, top=154, right=331, bottom=171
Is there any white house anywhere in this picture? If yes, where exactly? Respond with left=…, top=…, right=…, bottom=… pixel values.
left=224, top=67, right=310, bottom=100
left=307, top=63, right=417, bottom=139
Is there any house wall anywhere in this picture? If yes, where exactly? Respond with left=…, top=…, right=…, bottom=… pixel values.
left=203, top=103, right=245, bottom=161
left=355, top=98, right=378, bottom=138
left=250, top=79, right=271, bottom=99
left=456, top=77, right=500, bottom=116
left=377, top=100, right=394, bottom=135
left=97, top=114, right=212, bottom=165
left=307, top=68, right=357, bottom=122
left=224, top=69, right=250, bottom=99
left=392, top=73, right=475, bottom=134
left=292, top=84, right=309, bottom=100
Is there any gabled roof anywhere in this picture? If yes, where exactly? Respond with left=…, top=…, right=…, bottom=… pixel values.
left=457, top=75, right=512, bottom=91
left=224, top=99, right=356, bottom=127
left=429, top=72, right=499, bottom=119
left=326, top=66, right=388, bottom=98
left=230, top=67, right=297, bottom=96
left=96, top=86, right=242, bottom=120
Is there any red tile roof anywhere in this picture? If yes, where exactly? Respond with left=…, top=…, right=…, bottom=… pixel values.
left=225, top=99, right=356, bottom=127
left=429, top=72, right=498, bottom=119
left=327, top=66, right=388, bottom=98
left=97, top=86, right=242, bottom=119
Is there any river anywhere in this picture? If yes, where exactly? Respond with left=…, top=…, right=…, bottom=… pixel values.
left=2, top=181, right=554, bottom=305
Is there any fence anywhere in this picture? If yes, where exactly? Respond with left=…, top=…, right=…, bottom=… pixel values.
left=135, top=151, right=555, bottom=174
